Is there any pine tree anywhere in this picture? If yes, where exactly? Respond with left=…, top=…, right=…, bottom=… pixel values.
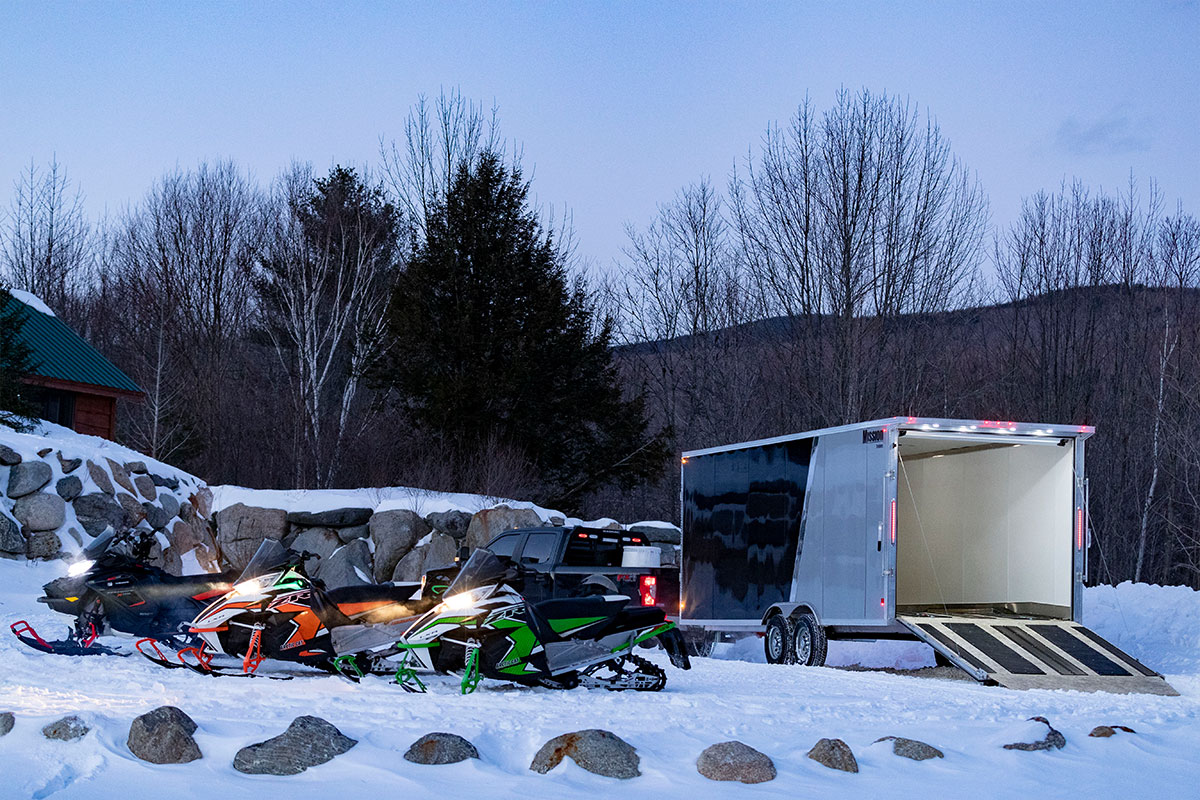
left=376, top=152, right=666, bottom=505
left=0, top=288, right=39, bottom=431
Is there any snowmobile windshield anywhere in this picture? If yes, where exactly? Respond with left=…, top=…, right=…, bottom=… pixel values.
left=238, top=539, right=292, bottom=582
left=445, top=550, right=511, bottom=596
left=82, top=529, right=117, bottom=559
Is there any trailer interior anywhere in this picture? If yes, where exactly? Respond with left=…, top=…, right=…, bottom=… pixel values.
left=895, top=431, right=1075, bottom=620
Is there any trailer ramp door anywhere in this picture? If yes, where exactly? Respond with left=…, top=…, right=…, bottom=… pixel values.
left=898, top=615, right=1178, bottom=695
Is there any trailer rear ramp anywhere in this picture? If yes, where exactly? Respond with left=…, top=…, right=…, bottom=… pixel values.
left=898, top=615, right=1178, bottom=695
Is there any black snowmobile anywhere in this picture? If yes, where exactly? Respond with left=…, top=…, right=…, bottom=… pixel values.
left=10, top=527, right=236, bottom=656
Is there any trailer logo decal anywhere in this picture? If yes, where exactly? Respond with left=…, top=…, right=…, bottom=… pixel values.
left=862, top=429, right=885, bottom=444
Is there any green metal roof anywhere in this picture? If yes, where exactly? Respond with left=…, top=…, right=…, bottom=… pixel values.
left=4, top=295, right=142, bottom=395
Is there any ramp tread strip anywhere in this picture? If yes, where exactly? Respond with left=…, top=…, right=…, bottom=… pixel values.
left=1070, top=626, right=1159, bottom=677
left=915, top=623, right=990, bottom=674
left=1029, top=625, right=1130, bottom=677
left=993, top=625, right=1085, bottom=676
left=945, top=623, right=1044, bottom=675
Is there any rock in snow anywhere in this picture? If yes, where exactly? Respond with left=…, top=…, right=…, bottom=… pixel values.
left=0, top=513, right=25, bottom=555
left=86, top=461, right=115, bottom=495
left=127, top=706, right=202, bottom=764
left=1003, top=716, right=1067, bottom=751
left=696, top=740, right=777, bottom=783
left=56, top=475, right=83, bottom=501
left=403, top=732, right=480, bottom=764
left=1090, top=725, right=1136, bottom=738
left=875, top=735, right=944, bottom=760
left=465, top=504, right=542, bottom=551
left=0, top=712, right=13, bottom=737
left=530, top=729, right=640, bottom=779
left=369, top=509, right=430, bottom=582
left=808, top=737, right=859, bottom=772
left=73, top=493, right=129, bottom=537
left=42, top=715, right=90, bottom=741
left=25, top=530, right=60, bottom=559
left=287, top=507, right=372, bottom=528
left=318, top=539, right=372, bottom=588
left=215, top=503, right=287, bottom=570
left=233, top=716, right=357, bottom=775
left=7, top=461, right=52, bottom=498
left=0, top=444, right=20, bottom=466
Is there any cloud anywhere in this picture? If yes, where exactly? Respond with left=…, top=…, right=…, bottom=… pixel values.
left=1055, top=112, right=1152, bottom=156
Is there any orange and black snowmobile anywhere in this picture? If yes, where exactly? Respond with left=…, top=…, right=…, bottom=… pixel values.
left=137, top=539, right=454, bottom=676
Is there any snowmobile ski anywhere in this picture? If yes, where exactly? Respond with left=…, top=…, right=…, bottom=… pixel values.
left=11, top=620, right=127, bottom=657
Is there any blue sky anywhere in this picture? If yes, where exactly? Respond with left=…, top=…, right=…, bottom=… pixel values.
left=1, top=1, right=1197, bottom=270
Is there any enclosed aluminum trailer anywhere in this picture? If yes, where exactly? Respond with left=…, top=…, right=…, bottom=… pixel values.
left=679, top=417, right=1175, bottom=694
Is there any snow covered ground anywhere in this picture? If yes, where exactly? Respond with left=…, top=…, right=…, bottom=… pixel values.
left=1, top=558, right=1198, bottom=798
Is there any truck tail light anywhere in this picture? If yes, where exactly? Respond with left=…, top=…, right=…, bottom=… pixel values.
left=639, top=575, right=657, bottom=607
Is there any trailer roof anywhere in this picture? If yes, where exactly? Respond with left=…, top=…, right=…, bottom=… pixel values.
left=681, top=416, right=1095, bottom=458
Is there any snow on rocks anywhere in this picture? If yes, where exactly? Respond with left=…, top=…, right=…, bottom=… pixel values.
left=127, top=706, right=202, bottom=764
left=232, top=716, right=357, bottom=775
left=807, top=737, right=859, bottom=772
left=403, top=732, right=480, bottom=765
left=696, top=740, right=776, bottom=783
left=42, top=715, right=90, bottom=741
left=530, top=729, right=641, bottom=779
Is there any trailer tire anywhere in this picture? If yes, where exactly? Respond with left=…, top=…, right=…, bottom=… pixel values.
left=791, top=612, right=827, bottom=667
left=764, top=615, right=794, bottom=664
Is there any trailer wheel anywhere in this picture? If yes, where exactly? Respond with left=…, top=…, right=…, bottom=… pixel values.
left=764, top=615, right=794, bottom=664
left=791, top=612, right=827, bottom=667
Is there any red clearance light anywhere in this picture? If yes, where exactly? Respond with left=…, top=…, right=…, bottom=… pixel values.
left=880, top=597, right=885, bottom=606
left=639, top=575, right=657, bottom=607
left=576, top=533, right=588, bottom=539
left=631, top=537, right=643, bottom=543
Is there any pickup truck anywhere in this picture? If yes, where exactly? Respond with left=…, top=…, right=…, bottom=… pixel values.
left=470, top=525, right=680, bottom=613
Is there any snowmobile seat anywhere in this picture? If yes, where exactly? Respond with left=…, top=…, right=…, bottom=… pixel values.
left=321, top=584, right=433, bottom=625
left=615, top=605, right=667, bottom=629
left=159, top=570, right=237, bottom=598
left=327, top=583, right=421, bottom=606
left=528, top=595, right=631, bottom=643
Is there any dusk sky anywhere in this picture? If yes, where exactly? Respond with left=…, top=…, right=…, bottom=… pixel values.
left=2, top=2, right=1197, bottom=271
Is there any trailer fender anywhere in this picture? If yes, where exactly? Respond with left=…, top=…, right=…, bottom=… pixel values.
left=761, top=603, right=821, bottom=627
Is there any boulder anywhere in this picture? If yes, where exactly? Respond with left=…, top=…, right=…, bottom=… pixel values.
left=629, top=522, right=682, bottom=544
left=370, top=510, right=430, bottom=582
left=56, top=453, right=81, bottom=473
left=426, top=510, right=471, bottom=540
left=192, top=487, right=213, bottom=519
left=43, top=715, right=90, bottom=741
left=128, top=706, right=202, bottom=764
left=151, top=472, right=181, bottom=491
left=37, top=447, right=52, bottom=458
left=178, top=500, right=195, bottom=522
left=215, top=503, right=288, bottom=570
left=26, top=530, right=61, bottom=560
left=696, top=741, right=776, bottom=783
left=655, top=544, right=679, bottom=567
left=134, top=474, right=157, bottom=500
left=286, top=507, right=372, bottom=528
left=807, top=738, right=858, bottom=773
left=291, top=527, right=341, bottom=563
left=336, top=524, right=369, bottom=543
left=319, top=539, right=373, bottom=588
left=87, top=461, right=115, bottom=495
left=0, top=712, right=12, bottom=736
left=142, top=502, right=170, bottom=531
left=14, top=492, right=66, bottom=531
left=1089, top=725, right=1135, bottom=738
left=56, top=475, right=83, bottom=501
left=531, top=729, right=639, bottom=779
left=232, top=716, right=357, bottom=775
left=874, top=736, right=944, bottom=760
left=7, top=461, right=52, bottom=498
left=465, top=504, right=542, bottom=550
left=71, top=493, right=129, bottom=537
left=158, top=492, right=180, bottom=519
left=125, top=460, right=148, bottom=474
left=116, top=493, right=147, bottom=523
left=0, top=444, right=20, bottom=466
left=392, top=532, right=457, bottom=582
left=0, top=513, right=24, bottom=556
left=1003, top=717, right=1066, bottom=751
left=105, top=458, right=137, bottom=494
left=403, top=732, right=480, bottom=764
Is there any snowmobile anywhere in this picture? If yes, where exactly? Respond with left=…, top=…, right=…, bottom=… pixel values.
left=331, top=548, right=691, bottom=693
left=10, top=527, right=235, bottom=656
left=137, top=539, right=445, bottom=676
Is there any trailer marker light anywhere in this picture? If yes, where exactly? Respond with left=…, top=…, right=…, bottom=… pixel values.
left=639, top=575, right=657, bottom=607
left=577, top=533, right=588, bottom=539
left=881, top=598, right=885, bottom=606
left=1076, top=508, right=1084, bottom=550
left=890, top=499, right=897, bottom=544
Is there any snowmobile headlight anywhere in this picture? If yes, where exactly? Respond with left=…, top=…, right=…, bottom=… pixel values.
left=441, top=587, right=487, bottom=611
left=231, top=578, right=263, bottom=597
left=67, top=559, right=95, bottom=577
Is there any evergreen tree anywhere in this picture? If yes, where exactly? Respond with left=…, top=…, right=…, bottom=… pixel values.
left=376, top=152, right=666, bottom=505
left=0, top=288, right=39, bottom=431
